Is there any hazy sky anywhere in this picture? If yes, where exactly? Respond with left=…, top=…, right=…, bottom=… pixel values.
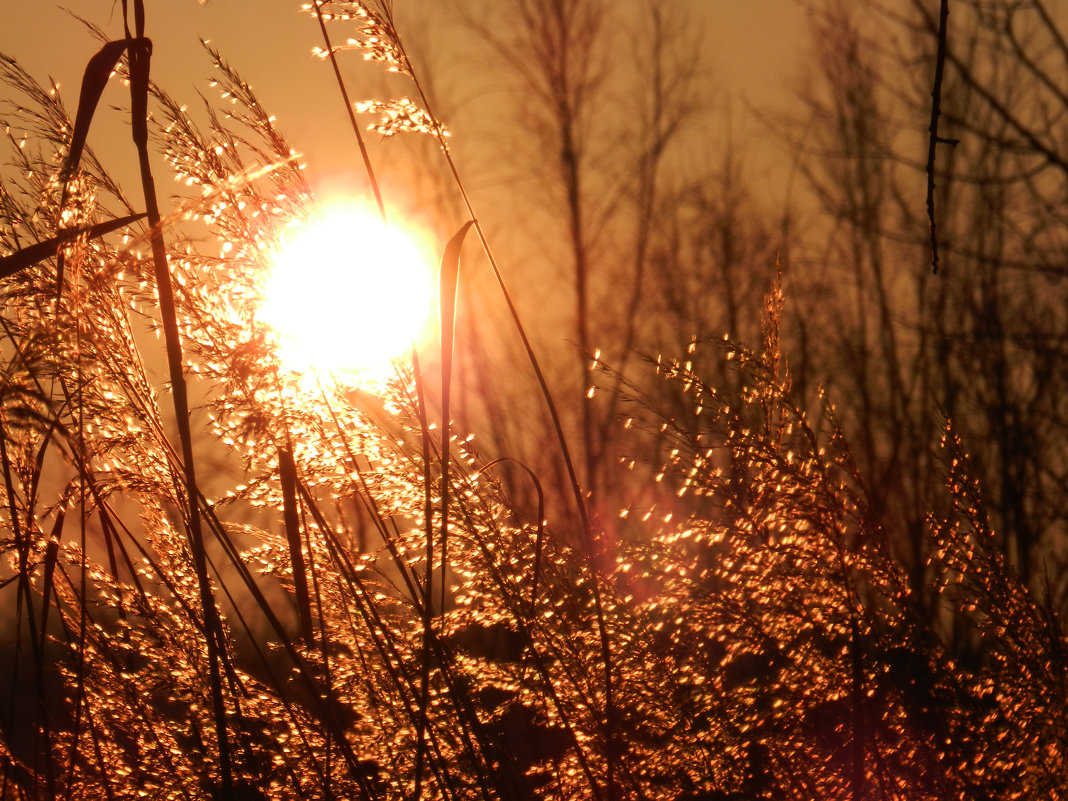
left=4, top=2, right=805, bottom=92
left=2, top=1, right=806, bottom=190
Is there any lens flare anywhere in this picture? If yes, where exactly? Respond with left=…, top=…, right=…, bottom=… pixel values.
left=260, top=205, right=435, bottom=382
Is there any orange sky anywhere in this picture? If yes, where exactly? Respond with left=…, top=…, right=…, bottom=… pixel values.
left=2, top=1, right=806, bottom=193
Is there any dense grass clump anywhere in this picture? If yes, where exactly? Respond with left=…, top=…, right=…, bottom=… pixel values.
left=0, top=2, right=1065, bottom=799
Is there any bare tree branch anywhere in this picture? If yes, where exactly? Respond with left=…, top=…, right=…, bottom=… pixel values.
left=926, top=0, right=954, bottom=274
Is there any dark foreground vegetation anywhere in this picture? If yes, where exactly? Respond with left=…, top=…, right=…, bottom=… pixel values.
left=0, top=1, right=1065, bottom=798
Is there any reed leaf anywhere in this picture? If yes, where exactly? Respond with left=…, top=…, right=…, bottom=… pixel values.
left=0, top=214, right=146, bottom=281
left=439, top=219, right=474, bottom=615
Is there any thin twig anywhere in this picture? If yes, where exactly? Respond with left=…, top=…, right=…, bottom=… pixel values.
left=312, top=2, right=387, bottom=221
left=926, top=0, right=953, bottom=274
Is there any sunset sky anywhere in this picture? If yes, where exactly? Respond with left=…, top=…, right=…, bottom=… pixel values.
left=3, top=1, right=807, bottom=194
left=2, top=5, right=1067, bottom=798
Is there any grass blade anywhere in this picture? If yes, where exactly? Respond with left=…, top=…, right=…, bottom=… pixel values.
left=63, top=40, right=130, bottom=185
left=279, top=447, right=315, bottom=647
left=55, top=38, right=143, bottom=296
left=439, top=220, right=474, bottom=614
left=0, top=214, right=146, bottom=281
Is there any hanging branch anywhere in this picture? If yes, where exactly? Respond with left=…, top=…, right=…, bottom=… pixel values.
left=926, top=0, right=957, bottom=274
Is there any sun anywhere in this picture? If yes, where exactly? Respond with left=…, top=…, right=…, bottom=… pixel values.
left=259, top=204, right=436, bottom=383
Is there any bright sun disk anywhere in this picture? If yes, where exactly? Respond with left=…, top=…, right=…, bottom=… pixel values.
left=259, top=205, right=436, bottom=382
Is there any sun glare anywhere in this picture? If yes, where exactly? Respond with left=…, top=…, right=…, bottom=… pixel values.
left=259, top=205, right=436, bottom=383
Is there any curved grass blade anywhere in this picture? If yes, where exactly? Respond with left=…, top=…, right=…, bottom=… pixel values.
left=63, top=40, right=130, bottom=184
left=439, top=220, right=474, bottom=614
left=478, top=457, right=546, bottom=614
left=56, top=38, right=145, bottom=296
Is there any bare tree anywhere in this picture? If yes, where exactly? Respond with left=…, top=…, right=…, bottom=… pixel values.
left=447, top=0, right=707, bottom=528
left=783, top=0, right=1068, bottom=614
